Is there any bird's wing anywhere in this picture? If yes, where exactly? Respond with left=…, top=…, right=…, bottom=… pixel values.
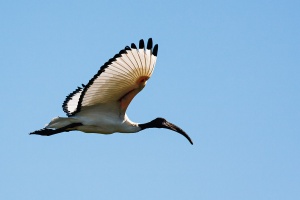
left=62, top=38, right=158, bottom=116
left=62, top=85, right=84, bottom=115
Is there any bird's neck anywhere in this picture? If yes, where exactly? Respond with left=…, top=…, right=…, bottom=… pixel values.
left=120, top=115, right=142, bottom=133
left=139, top=120, right=159, bottom=130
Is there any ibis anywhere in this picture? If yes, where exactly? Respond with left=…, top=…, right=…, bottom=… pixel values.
left=30, top=38, right=193, bottom=145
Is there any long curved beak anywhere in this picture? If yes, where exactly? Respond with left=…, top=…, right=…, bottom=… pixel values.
left=163, top=120, right=193, bottom=145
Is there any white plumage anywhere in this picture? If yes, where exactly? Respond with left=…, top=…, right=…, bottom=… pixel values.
left=31, top=38, right=193, bottom=145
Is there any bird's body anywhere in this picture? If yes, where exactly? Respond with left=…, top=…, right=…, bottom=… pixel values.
left=31, top=38, right=193, bottom=145
left=47, top=103, right=139, bottom=134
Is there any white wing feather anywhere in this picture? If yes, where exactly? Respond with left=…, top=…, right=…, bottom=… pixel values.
left=62, top=38, right=158, bottom=116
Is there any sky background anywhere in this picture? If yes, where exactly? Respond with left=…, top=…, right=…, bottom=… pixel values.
left=1, top=0, right=299, bottom=199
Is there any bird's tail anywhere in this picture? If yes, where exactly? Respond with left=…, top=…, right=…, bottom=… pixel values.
left=46, top=117, right=80, bottom=129
left=30, top=127, right=65, bottom=136
left=30, top=122, right=82, bottom=136
left=30, top=117, right=82, bottom=136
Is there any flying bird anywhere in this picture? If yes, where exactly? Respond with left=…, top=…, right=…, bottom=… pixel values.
left=30, top=38, right=193, bottom=145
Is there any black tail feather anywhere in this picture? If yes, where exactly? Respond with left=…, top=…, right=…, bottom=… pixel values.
left=30, top=123, right=82, bottom=136
left=30, top=128, right=65, bottom=136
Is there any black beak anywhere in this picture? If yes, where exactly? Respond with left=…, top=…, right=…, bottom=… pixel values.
left=162, top=120, right=193, bottom=145
left=139, top=117, right=193, bottom=145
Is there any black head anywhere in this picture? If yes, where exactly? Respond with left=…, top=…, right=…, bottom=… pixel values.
left=139, top=117, right=193, bottom=145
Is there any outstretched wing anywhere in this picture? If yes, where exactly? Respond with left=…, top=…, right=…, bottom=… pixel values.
left=62, top=38, right=158, bottom=116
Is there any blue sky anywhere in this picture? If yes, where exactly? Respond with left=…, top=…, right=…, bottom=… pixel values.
left=1, top=0, right=299, bottom=199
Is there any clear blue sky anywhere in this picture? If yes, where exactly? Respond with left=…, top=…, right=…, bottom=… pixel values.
left=1, top=1, right=299, bottom=199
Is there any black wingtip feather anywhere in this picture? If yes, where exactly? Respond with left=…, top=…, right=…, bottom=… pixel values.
left=147, top=38, right=153, bottom=50
left=131, top=43, right=137, bottom=49
left=113, top=53, right=121, bottom=59
left=119, top=49, right=127, bottom=54
left=108, top=58, right=116, bottom=63
left=139, top=39, right=145, bottom=49
left=153, top=44, right=158, bottom=56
